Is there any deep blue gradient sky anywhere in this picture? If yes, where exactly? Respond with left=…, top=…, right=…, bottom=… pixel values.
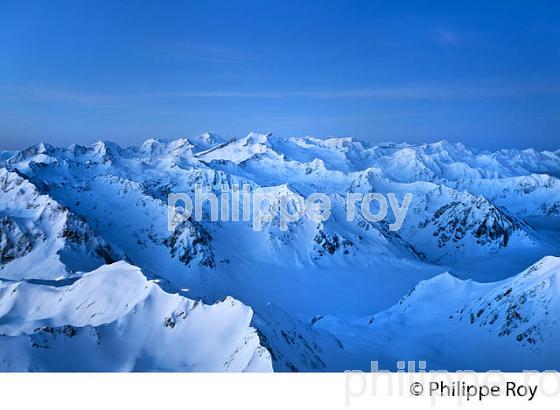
left=1, top=0, right=559, bottom=150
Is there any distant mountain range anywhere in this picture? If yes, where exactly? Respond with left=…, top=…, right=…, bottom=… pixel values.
left=0, top=133, right=559, bottom=371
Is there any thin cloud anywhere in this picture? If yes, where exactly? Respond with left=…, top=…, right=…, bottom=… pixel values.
left=164, top=42, right=252, bottom=64
left=3, top=80, right=560, bottom=105
left=2, top=86, right=122, bottom=106
left=433, top=28, right=461, bottom=48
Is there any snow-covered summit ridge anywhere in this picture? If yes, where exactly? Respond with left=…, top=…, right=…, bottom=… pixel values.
left=0, top=260, right=272, bottom=371
left=314, top=256, right=560, bottom=371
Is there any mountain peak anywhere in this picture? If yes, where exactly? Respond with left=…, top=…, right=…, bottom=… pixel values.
left=245, top=131, right=273, bottom=143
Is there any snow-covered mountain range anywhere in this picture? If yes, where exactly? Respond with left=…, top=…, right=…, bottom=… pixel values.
left=0, top=132, right=559, bottom=371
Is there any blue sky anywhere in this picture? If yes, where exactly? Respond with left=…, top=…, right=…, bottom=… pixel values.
left=1, top=0, right=559, bottom=150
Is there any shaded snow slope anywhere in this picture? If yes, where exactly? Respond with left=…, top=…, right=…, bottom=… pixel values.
left=314, top=256, right=560, bottom=371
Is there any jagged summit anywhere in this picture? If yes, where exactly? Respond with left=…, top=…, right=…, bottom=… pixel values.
left=5, top=133, right=559, bottom=178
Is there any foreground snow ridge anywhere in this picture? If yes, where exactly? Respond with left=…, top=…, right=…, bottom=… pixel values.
left=0, top=261, right=272, bottom=371
left=0, top=132, right=559, bottom=371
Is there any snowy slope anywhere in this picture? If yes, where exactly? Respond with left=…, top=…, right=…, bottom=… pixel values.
left=0, top=261, right=272, bottom=371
